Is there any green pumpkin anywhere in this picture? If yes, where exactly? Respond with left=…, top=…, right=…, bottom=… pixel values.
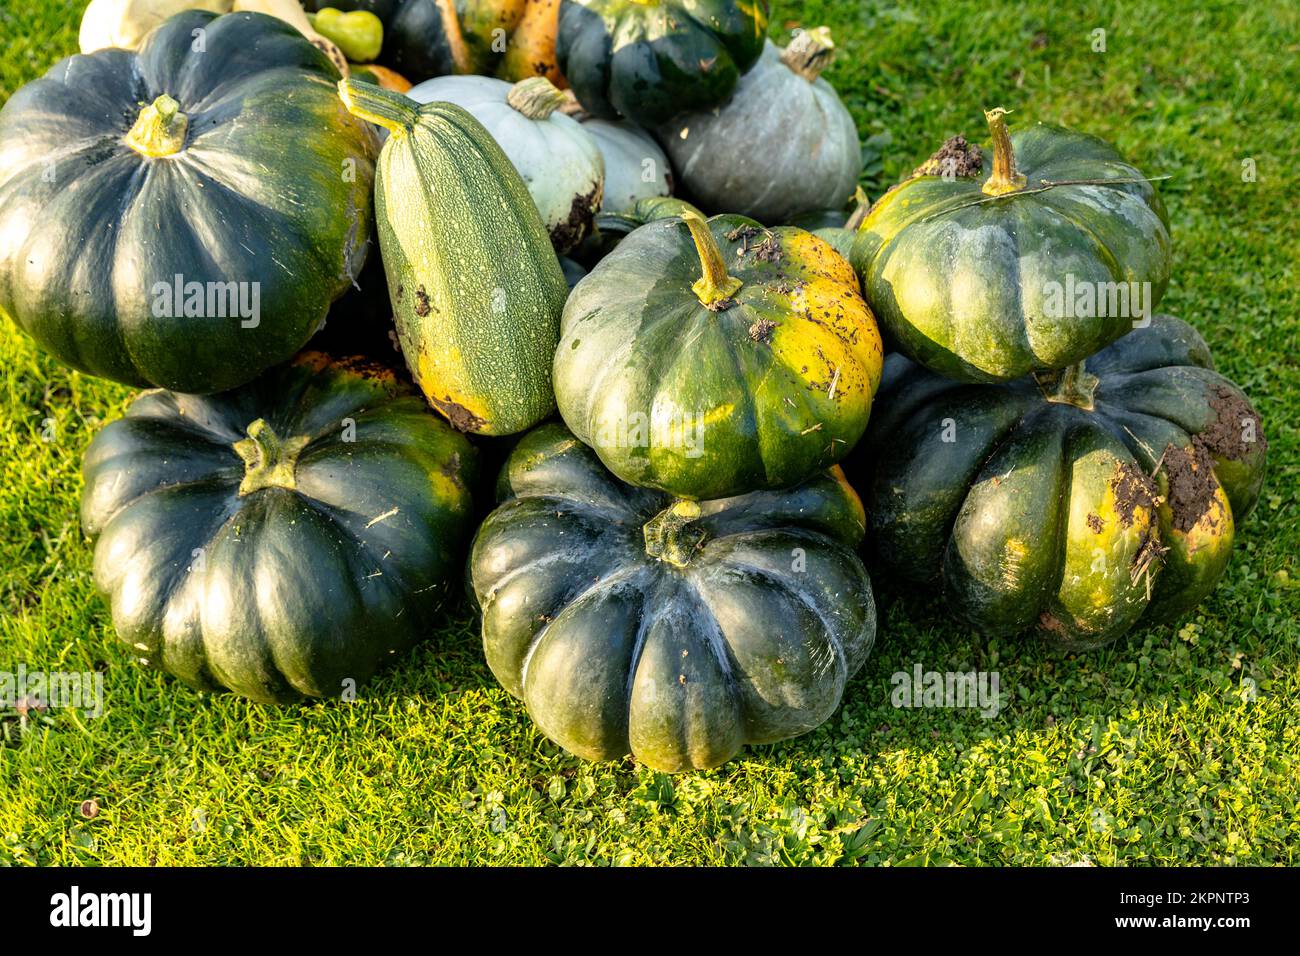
left=852, top=315, right=1267, bottom=650
left=0, top=11, right=377, bottom=394
left=470, top=423, right=876, bottom=771
left=81, top=353, right=477, bottom=704
left=556, top=0, right=768, bottom=127
left=851, top=109, right=1172, bottom=383
left=555, top=210, right=884, bottom=500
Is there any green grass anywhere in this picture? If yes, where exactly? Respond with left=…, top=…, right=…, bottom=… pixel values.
left=2, top=0, right=1299, bottom=865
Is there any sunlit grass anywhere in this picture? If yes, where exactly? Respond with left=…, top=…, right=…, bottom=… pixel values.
left=1, top=0, right=1297, bottom=865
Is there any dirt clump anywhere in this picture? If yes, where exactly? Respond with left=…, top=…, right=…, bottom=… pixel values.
left=913, top=135, right=983, bottom=178
left=1199, top=385, right=1266, bottom=460
left=1110, top=460, right=1157, bottom=529
left=1161, top=438, right=1220, bottom=533
left=431, top=397, right=486, bottom=433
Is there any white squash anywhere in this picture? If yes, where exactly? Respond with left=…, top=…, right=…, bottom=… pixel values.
left=576, top=116, right=672, bottom=213
left=79, top=0, right=347, bottom=74
left=658, top=27, right=862, bottom=224
left=408, top=75, right=604, bottom=253
left=79, top=0, right=232, bottom=54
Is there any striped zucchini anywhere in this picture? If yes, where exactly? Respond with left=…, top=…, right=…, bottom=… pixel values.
left=339, top=79, right=568, bottom=435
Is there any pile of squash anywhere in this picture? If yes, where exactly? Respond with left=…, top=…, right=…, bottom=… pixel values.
left=0, top=3, right=1267, bottom=772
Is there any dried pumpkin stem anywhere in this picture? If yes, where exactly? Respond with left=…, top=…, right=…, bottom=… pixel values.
left=1035, top=362, right=1100, bottom=410
left=981, top=107, right=1027, bottom=196
left=124, top=94, right=188, bottom=158
left=843, top=185, right=870, bottom=231
left=506, top=77, right=567, bottom=119
left=781, top=26, right=835, bottom=81
left=235, top=419, right=312, bottom=495
left=644, top=500, right=707, bottom=569
left=681, top=211, right=743, bottom=307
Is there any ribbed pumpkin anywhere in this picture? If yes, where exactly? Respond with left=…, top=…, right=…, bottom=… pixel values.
left=852, top=316, right=1267, bottom=649
left=82, top=353, right=477, bottom=704
left=469, top=422, right=876, bottom=771
left=851, top=109, right=1172, bottom=383
left=340, top=78, right=568, bottom=435
left=555, top=211, right=883, bottom=499
left=556, top=0, right=768, bottom=127
left=660, top=28, right=861, bottom=223
left=408, top=74, right=603, bottom=252
left=0, top=11, right=376, bottom=394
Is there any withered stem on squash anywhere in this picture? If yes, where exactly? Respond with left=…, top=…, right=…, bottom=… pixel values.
left=682, top=211, right=743, bottom=306
left=981, top=107, right=1027, bottom=196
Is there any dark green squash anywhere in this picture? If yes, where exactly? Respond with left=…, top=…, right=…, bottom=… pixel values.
left=555, top=210, right=884, bottom=499
left=851, top=109, right=1172, bottom=383
left=0, top=10, right=377, bottom=394
left=556, top=0, right=768, bottom=127
left=852, top=315, right=1267, bottom=650
left=469, top=422, right=876, bottom=771
left=81, top=352, right=477, bottom=704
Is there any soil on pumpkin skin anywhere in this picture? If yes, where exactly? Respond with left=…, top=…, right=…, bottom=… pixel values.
left=1161, top=438, right=1221, bottom=533
left=551, top=185, right=601, bottom=253
left=414, top=286, right=432, bottom=317
left=1111, top=460, right=1158, bottom=529
left=1201, top=385, right=1266, bottom=460
left=430, top=397, right=487, bottom=433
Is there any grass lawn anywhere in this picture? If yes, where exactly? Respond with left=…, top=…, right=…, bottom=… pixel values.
left=1, top=0, right=1298, bottom=866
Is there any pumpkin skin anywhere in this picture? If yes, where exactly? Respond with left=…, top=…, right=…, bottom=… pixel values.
left=577, top=115, right=672, bottom=212
left=660, top=31, right=861, bottom=224
left=470, top=422, right=876, bottom=771
left=0, top=11, right=376, bottom=394
left=555, top=211, right=884, bottom=499
left=556, top=0, right=768, bottom=127
left=407, top=74, right=604, bottom=252
left=852, top=315, right=1267, bottom=650
left=81, top=353, right=478, bottom=704
left=340, top=79, right=569, bottom=435
left=851, top=111, right=1172, bottom=383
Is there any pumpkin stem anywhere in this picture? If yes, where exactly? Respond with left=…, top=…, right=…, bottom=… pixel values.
left=506, top=77, right=567, bottom=120
left=681, top=211, right=743, bottom=307
left=1035, top=362, right=1100, bottom=410
left=124, top=94, right=189, bottom=158
left=234, top=419, right=312, bottom=496
left=338, top=78, right=419, bottom=137
left=843, top=185, right=870, bottom=231
left=981, top=107, right=1027, bottom=196
left=781, top=26, right=835, bottom=82
left=644, top=500, right=707, bottom=569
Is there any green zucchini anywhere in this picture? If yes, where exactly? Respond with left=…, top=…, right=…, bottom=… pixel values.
left=339, top=79, right=568, bottom=435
